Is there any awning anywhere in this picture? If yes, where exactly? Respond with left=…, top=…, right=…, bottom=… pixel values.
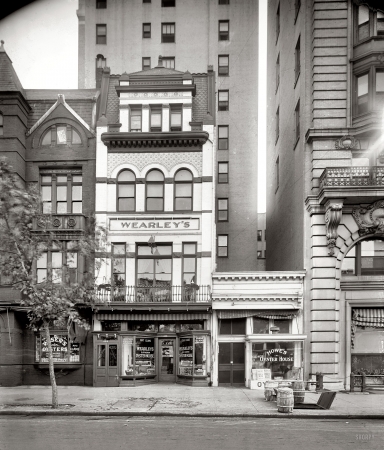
left=352, top=308, right=384, bottom=328
left=96, top=312, right=210, bottom=321
left=217, top=310, right=299, bottom=319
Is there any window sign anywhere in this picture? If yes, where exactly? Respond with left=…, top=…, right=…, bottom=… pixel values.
left=135, top=337, right=155, bottom=375
left=40, top=335, right=69, bottom=362
left=179, top=337, right=193, bottom=375
left=194, top=335, right=207, bottom=376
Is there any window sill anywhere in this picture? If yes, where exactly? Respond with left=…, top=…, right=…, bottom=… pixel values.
left=34, top=363, right=82, bottom=370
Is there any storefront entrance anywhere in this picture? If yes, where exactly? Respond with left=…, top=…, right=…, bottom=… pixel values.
left=218, top=342, right=245, bottom=386
left=94, top=341, right=119, bottom=387
left=158, top=338, right=176, bottom=382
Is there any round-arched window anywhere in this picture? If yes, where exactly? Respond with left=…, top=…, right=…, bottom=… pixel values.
left=146, top=169, right=164, bottom=211
left=117, top=170, right=135, bottom=211
left=41, top=125, right=82, bottom=146
left=174, top=169, right=193, bottom=211
left=341, top=238, right=384, bottom=276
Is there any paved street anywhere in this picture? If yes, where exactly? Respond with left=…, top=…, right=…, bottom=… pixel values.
left=0, top=417, right=383, bottom=450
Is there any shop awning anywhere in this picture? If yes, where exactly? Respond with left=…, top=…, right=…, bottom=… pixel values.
left=217, top=310, right=299, bottom=319
left=352, top=308, right=384, bottom=328
left=95, top=312, right=211, bottom=321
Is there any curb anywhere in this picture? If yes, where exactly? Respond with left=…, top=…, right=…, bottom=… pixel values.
left=0, top=410, right=383, bottom=419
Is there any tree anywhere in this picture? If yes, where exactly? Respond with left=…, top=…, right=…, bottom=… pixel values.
left=0, top=160, right=106, bottom=408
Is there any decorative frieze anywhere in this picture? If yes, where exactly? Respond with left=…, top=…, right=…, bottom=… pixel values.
left=352, top=199, right=384, bottom=236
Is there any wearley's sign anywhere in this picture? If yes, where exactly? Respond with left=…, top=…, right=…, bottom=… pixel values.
left=109, top=218, right=200, bottom=231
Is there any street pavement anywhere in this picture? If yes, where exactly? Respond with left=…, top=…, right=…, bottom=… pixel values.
left=0, top=384, right=383, bottom=418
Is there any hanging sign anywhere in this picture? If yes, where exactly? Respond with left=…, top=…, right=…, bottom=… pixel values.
left=109, top=218, right=200, bottom=231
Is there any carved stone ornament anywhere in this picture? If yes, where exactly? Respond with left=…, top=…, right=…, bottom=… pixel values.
left=67, top=218, right=77, bottom=228
left=325, top=204, right=343, bottom=256
left=352, top=200, right=384, bottom=236
left=335, top=135, right=359, bottom=150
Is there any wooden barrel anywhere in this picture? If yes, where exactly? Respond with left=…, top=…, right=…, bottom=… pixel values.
left=292, top=381, right=305, bottom=404
left=277, top=387, right=294, bottom=413
left=264, top=381, right=279, bottom=401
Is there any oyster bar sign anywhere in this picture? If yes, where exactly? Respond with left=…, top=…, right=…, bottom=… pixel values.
left=109, top=218, right=200, bottom=231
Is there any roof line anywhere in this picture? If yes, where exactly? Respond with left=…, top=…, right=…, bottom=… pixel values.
left=26, top=94, right=95, bottom=136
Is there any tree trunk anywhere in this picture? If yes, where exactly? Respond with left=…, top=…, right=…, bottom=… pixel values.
left=43, top=321, right=58, bottom=409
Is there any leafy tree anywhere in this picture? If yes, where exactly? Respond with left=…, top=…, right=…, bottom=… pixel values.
left=0, top=159, right=106, bottom=408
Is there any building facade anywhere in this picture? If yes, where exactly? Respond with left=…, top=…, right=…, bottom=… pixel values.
left=267, top=0, right=384, bottom=389
left=0, top=42, right=98, bottom=386
left=77, top=0, right=259, bottom=272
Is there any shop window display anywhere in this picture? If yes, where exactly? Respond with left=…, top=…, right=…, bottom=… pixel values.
left=36, top=334, right=80, bottom=363
left=251, top=341, right=303, bottom=380
left=122, top=336, right=155, bottom=376
left=179, top=335, right=207, bottom=376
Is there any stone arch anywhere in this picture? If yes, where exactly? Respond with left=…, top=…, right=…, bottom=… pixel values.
left=169, top=162, right=199, bottom=178
left=110, top=163, right=141, bottom=179
left=141, top=163, right=169, bottom=178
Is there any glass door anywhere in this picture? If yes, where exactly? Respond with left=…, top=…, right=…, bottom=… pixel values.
left=158, top=338, right=176, bottom=382
left=94, top=341, right=119, bottom=387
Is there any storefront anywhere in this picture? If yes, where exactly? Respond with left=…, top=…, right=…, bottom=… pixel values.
left=93, top=315, right=211, bottom=386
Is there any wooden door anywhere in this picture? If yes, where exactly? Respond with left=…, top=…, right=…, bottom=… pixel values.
left=158, top=338, right=176, bottom=382
left=94, top=341, right=119, bottom=387
left=218, top=342, right=245, bottom=386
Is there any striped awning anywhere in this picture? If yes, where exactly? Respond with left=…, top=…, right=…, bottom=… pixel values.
left=352, top=308, right=384, bottom=328
left=217, top=310, right=299, bottom=319
left=96, top=312, right=210, bottom=321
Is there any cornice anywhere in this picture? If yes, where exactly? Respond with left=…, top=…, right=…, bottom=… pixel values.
left=116, top=85, right=196, bottom=97
left=212, top=272, right=305, bottom=281
left=101, top=131, right=209, bottom=150
left=305, top=128, right=355, bottom=143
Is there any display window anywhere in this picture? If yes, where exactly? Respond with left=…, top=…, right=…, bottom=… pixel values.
left=253, top=317, right=290, bottom=334
left=36, top=333, right=80, bottom=363
left=179, top=335, right=207, bottom=376
left=122, top=335, right=156, bottom=377
left=251, top=341, right=303, bottom=380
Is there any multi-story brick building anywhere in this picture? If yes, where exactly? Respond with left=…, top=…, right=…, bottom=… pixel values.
left=267, top=0, right=384, bottom=389
left=77, top=0, right=259, bottom=272
left=0, top=41, right=98, bottom=386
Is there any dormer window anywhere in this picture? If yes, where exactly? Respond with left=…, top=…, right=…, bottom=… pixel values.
left=130, top=107, right=142, bottom=132
left=170, top=105, right=182, bottom=131
left=41, top=125, right=82, bottom=146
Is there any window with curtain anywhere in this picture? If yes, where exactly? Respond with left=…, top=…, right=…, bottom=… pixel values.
left=174, top=169, right=193, bottom=211
left=146, top=169, right=164, bottom=211
left=117, top=170, right=135, bottom=211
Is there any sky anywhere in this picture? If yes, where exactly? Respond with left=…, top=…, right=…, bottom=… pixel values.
left=0, top=0, right=267, bottom=213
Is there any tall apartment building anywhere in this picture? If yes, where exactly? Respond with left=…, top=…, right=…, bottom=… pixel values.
left=77, top=0, right=259, bottom=272
left=267, top=0, right=384, bottom=389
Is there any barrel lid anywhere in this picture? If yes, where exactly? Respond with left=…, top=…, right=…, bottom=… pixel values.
left=277, top=387, right=293, bottom=392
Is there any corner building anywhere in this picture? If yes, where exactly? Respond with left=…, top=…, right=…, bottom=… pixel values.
left=77, top=0, right=259, bottom=272
left=267, top=0, right=384, bottom=389
left=93, top=62, right=215, bottom=386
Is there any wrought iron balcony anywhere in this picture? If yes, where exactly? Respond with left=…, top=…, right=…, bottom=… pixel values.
left=96, top=285, right=211, bottom=304
left=319, top=166, right=384, bottom=189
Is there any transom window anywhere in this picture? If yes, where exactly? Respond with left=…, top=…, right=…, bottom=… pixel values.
left=146, top=169, right=164, bottom=211
left=253, top=317, right=290, bottom=334
left=117, top=170, right=135, bottom=212
left=41, top=125, right=82, bottom=146
left=174, top=169, right=193, bottom=211
left=41, top=171, right=82, bottom=214
left=342, top=239, right=384, bottom=276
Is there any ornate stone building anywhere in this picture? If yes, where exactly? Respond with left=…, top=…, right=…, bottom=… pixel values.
left=267, top=0, right=384, bottom=389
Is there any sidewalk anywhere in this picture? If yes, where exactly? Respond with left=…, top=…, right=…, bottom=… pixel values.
left=0, top=385, right=383, bottom=418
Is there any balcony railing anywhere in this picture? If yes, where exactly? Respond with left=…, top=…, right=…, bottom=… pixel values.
left=96, top=285, right=211, bottom=304
left=319, top=166, right=384, bottom=189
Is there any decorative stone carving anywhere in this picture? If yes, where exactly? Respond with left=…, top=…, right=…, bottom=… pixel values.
left=352, top=200, right=384, bottom=236
left=335, top=135, right=359, bottom=150
left=325, top=204, right=343, bottom=256
left=67, top=218, right=77, bottom=228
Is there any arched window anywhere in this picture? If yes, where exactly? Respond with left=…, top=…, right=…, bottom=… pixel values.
left=146, top=169, right=164, bottom=211
left=117, top=170, right=135, bottom=211
left=174, top=169, right=193, bottom=211
left=341, top=238, right=384, bottom=276
left=41, top=125, right=82, bottom=146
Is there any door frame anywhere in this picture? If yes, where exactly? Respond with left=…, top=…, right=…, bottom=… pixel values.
left=93, top=336, right=119, bottom=387
left=218, top=341, right=245, bottom=386
left=158, top=337, right=177, bottom=383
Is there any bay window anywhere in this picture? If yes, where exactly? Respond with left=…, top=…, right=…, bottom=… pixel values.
left=355, top=5, right=384, bottom=43
left=40, top=171, right=82, bottom=214
left=354, top=68, right=384, bottom=116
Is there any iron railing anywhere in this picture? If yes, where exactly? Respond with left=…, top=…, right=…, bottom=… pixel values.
left=96, top=285, right=211, bottom=303
left=319, top=166, right=384, bottom=189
